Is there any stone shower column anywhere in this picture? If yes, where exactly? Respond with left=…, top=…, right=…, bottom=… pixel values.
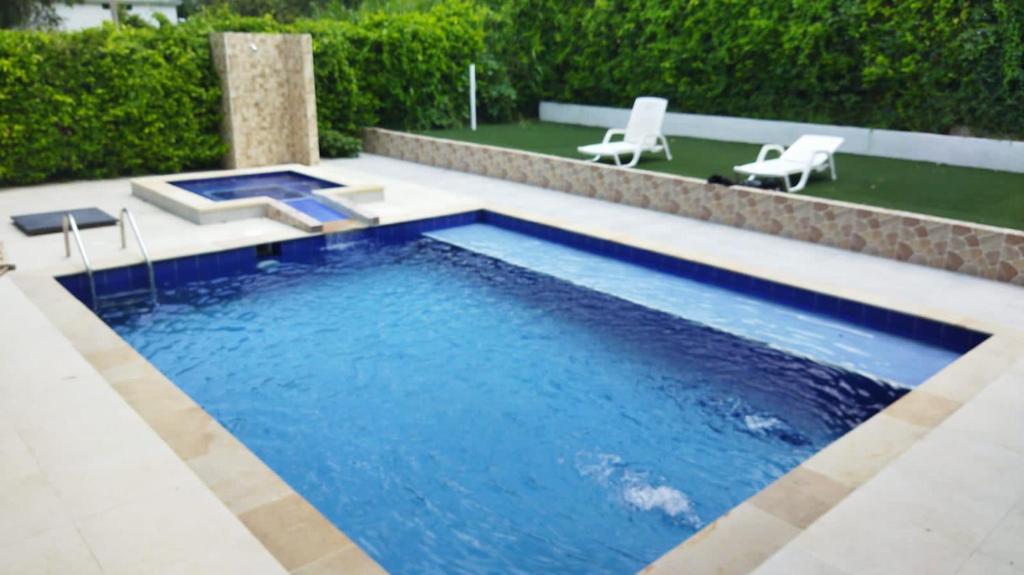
left=210, top=32, right=320, bottom=168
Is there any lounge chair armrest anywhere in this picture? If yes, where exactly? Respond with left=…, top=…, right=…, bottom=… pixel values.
left=757, top=144, right=786, bottom=162
left=602, top=128, right=627, bottom=144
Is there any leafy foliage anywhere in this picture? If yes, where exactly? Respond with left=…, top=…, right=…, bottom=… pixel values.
left=179, top=0, right=324, bottom=22
left=319, top=127, right=363, bottom=157
left=492, top=0, right=1024, bottom=138
left=0, top=22, right=224, bottom=185
left=0, top=0, right=59, bottom=29
left=0, top=1, right=506, bottom=184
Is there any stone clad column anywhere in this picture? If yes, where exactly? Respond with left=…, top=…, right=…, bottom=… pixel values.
left=210, top=32, right=320, bottom=168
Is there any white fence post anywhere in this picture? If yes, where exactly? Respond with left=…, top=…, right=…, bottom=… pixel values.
left=469, top=64, right=477, bottom=131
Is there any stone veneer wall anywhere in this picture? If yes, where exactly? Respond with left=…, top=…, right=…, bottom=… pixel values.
left=364, top=128, right=1024, bottom=286
left=210, top=33, right=319, bottom=168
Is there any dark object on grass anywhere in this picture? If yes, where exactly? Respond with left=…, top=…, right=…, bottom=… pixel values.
left=740, top=177, right=784, bottom=191
left=11, top=208, right=117, bottom=236
left=707, top=174, right=736, bottom=186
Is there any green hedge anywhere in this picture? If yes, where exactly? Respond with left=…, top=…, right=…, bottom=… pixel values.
left=492, top=0, right=1024, bottom=138
left=0, top=23, right=224, bottom=185
left=0, top=1, right=502, bottom=185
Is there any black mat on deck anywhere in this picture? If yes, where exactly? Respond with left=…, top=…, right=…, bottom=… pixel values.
left=11, top=208, right=117, bottom=236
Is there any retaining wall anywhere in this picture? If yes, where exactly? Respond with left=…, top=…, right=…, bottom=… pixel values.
left=363, top=128, right=1024, bottom=287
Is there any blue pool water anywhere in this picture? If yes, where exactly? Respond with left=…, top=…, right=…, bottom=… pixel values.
left=426, top=224, right=960, bottom=387
left=171, top=171, right=348, bottom=222
left=96, top=224, right=924, bottom=574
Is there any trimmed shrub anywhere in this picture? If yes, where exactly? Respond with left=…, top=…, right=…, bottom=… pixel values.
left=319, top=127, right=363, bottom=157
left=0, top=23, right=224, bottom=185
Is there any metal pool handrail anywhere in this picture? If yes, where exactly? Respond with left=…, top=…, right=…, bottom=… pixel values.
left=63, top=213, right=98, bottom=310
left=119, top=208, right=157, bottom=303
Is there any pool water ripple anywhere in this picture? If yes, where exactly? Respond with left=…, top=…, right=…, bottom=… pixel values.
left=103, top=234, right=907, bottom=574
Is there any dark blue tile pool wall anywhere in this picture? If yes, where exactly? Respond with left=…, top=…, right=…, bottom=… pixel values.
left=56, top=210, right=987, bottom=354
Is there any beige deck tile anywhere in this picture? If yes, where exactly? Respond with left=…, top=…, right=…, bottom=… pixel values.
left=79, top=480, right=286, bottom=575
left=8, top=366, right=202, bottom=520
left=794, top=517, right=972, bottom=575
left=792, top=426, right=1024, bottom=575
left=801, top=413, right=927, bottom=489
left=790, top=479, right=977, bottom=575
left=156, top=527, right=289, bottom=575
left=109, top=371, right=199, bottom=422
left=846, top=462, right=1013, bottom=550
left=641, top=503, right=801, bottom=575
left=921, top=334, right=1024, bottom=403
left=291, top=542, right=388, bottom=575
left=976, top=501, right=1024, bottom=568
left=187, top=429, right=294, bottom=516
left=0, top=344, right=80, bottom=396
left=113, top=373, right=288, bottom=514
left=890, top=426, right=1024, bottom=513
left=749, top=466, right=852, bottom=529
left=38, top=442, right=196, bottom=521
left=0, top=428, right=39, bottom=483
left=0, top=370, right=119, bottom=424
left=956, top=551, right=1024, bottom=575
left=750, top=545, right=852, bottom=575
left=13, top=385, right=159, bottom=471
left=109, top=384, right=225, bottom=464
left=239, top=493, right=370, bottom=572
left=940, top=365, right=1024, bottom=455
left=145, top=404, right=220, bottom=461
left=0, top=473, right=75, bottom=548
left=883, top=389, right=962, bottom=428
left=96, top=353, right=156, bottom=384
left=0, top=526, right=103, bottom=575
left=40, top=304, right=126, bottom=357
left=84, top=344, right=148, bottom=377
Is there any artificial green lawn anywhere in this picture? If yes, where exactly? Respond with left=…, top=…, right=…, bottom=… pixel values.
left=420, top=122, right=1024, bottom=231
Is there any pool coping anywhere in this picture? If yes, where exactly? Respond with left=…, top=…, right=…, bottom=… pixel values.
left=11, top=205, right=1024, bottom=575
left=131, top=164, right=384, bottom=234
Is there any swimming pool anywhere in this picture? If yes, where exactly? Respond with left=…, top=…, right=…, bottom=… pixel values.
left=60, top=211, right=985, bottom=574
left=170, top=170, right=350, bottom=222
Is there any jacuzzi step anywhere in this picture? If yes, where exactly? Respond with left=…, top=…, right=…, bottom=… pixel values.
left=284, top=197, right=349, bottom=223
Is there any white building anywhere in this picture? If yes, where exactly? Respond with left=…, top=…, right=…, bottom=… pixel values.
left=54, top=0, right=181, bottom=30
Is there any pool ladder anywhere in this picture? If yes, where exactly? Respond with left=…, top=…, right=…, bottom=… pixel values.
left=63, top=208, right=157, bottom=310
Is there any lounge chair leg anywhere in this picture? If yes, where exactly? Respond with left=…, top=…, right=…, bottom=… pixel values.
left=829, top=154, right=837, bottom=180
left=589, top=155, right=601, bottom=163
left=624, top=149, right=641, bottom=168
left=789, top=168, right=812, bottom=193
left=612, top=154, right=622, bottom=167
left=658, top=134, right=672, bottom=161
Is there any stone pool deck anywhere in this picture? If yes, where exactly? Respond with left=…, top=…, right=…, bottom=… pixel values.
left=0, top=154, right=1021, bottom=574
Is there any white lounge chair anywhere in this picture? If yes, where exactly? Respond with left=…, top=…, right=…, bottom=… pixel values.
left=577, top=97, right=672, bottom=168
left=733, top=135, right=844, bottom=192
